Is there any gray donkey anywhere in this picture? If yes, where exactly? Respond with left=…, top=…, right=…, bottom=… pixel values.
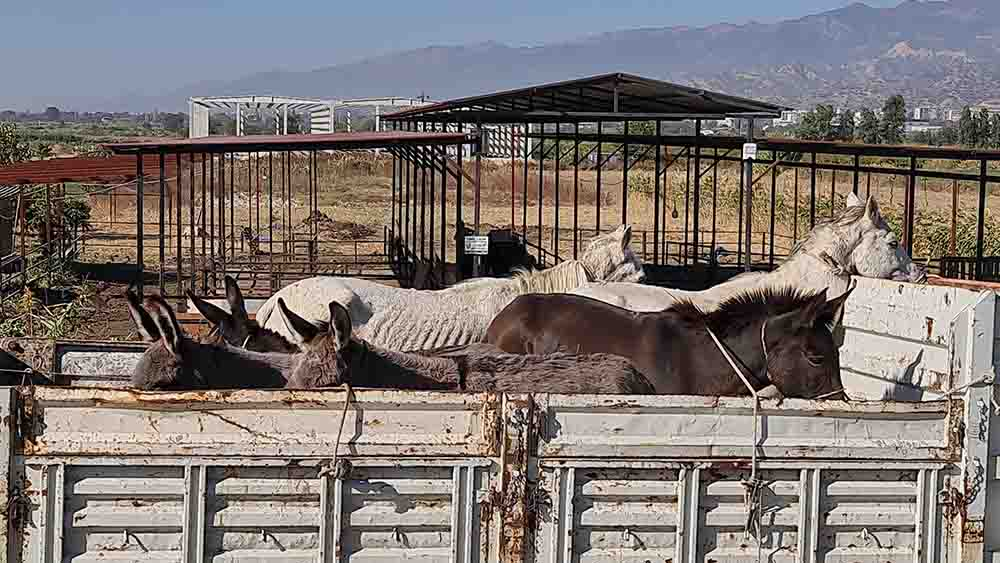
left=275, top=298, right=655, bottom=394
left=129, top=289, right=654, bottom=395
left=188, top=276, right=298, bottom=353
left=126, top=290, right=296, bottom=390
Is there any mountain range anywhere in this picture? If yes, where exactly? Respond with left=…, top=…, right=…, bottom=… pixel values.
left=116, top=0, right=1000, bottom=113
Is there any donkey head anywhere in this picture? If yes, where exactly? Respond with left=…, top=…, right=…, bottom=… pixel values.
left=188, top=276, right=298, bottom=353
left=277, top=298, right=352, bottom=389
left=127, top=290, right=207, bottom=390
left=578, top=224, right=645, bottom=283
left=761, top=286, right=854, bottom=401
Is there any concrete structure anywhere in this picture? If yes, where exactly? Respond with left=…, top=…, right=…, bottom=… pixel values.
left=188, top=95, right=435, bottom=138
left=773, top=109, right=809, bottom=128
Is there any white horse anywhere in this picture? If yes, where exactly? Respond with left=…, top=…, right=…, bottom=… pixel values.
left=571, top=193, right=927, bottom=313
left=254, top=225, right=645, bottom=348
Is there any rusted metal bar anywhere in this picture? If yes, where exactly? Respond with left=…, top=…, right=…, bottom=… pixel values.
left=653, top=121, right=661, bottom=265
left=976, top=159, right=987, bottom=279
left=904, top=156, right=917, bottom=255
left=538, top=123, right=545, bottom=252
left=596, top=120, right=602, bottom=231
left=950, top=179, right=958, bottom=255
left=692, top=119, right=702, bottom=265
left=136, top=155, right=144, bottom=294
left=158, top=152, right=166, bottom=293
left=573, top=122, right=580, bottom=260
left=622, top=120, right=629, bottom=225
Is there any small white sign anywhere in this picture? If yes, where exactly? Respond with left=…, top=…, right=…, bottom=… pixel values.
left=742, top=143, right=758, bottom=160
left=464, top=235, right=489, bottom=255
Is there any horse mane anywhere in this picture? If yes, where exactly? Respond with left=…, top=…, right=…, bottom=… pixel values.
left=510, top=260, right=593, bottom=293
left=788, top=202, right=872, bottom=257
left=667, top=286, right=824, bottom=334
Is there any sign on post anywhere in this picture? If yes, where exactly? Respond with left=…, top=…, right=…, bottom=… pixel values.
left=742, top=143, right=758, bottom=160
left=464, top=235, right=489, bottom=256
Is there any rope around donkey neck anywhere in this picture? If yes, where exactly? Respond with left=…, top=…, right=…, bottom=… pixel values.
left=704, top=322, right=767, bottom=552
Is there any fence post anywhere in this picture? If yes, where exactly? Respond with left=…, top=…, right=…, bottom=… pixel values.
left=976, top=159, right=987, bottom=280
left=1, top=388, right=15, bottom=563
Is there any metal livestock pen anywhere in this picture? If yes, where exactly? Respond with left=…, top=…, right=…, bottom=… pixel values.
left=3, top=276, right=1000, bottom=562
left=385, top=73, right=1000, bottom=288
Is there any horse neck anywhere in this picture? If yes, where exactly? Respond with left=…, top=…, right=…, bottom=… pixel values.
left=346, top=340, right=460, bottom=390
left=772, top=252, right=851, bottom=295
left=191, top=340, right=296, bottom=388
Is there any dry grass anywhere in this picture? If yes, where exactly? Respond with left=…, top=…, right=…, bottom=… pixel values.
left=74, top=152, right=1000, bottom=273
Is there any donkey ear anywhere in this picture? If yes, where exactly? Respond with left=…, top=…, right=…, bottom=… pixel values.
left=816, top=283, right=856, bottom=328
left=125, top=289, right=160, bottom=342
left=864, top=195, right=882, bottom=223
left=771, top=288, right=829, bottom=333
left=224, top=276, right=249, bottom=323
left=145, top=296, right=183, bottom=357
left=620, top=225, right=632, bottom=249
left=187, top=290, right=231, bottom=327
left=277, top=298, right=320, bottom=345
left=328, top=302, right=353, bottom=349
left=845, top=191, right=863, bottom=208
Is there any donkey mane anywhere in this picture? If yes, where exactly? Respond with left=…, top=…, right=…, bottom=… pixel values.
left=668, top=286, right=824, bottom=335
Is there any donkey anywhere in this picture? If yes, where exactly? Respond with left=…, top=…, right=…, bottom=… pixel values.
left=276, top=298, right=655, bottom=394
left=486, top=286, right=854, bottom=400
left=126, top=290, right=297, bottom=390
left=188, top=276, right=298, bottom=353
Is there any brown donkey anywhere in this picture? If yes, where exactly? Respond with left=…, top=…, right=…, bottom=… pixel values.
left=486, top=286, right=853, bottom=400
left=276, top=298, right=655, bottom=394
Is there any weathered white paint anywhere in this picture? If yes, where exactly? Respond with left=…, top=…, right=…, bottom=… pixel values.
left=838, top=277, right=985, bottom=401
left=5, top=386, right=989, bottom=562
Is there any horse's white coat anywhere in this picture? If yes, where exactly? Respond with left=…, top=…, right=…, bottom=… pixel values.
left=572, top=194, right=926, bottom=312
left=256, top=225, right=644, bottom=348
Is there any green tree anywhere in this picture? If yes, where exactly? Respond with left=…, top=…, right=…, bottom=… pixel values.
left=975, top=109, right=993, bottom=148
left=836, top=110, right=855, bottom=141
left=879, top=95, right=906, bottom=145
left=959, top=107, right=976, bottom=146
left=857, top=108, right=880, bottom=144
left=990, top=114, right=1000, bottom=149
left=0, top=122, right=34, bottom=166
left=796, top=105, right=836, bottom=141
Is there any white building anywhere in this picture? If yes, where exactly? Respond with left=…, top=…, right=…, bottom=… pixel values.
left=904, top=121, right=943, bottom=134
left=773, top=110, right=809, bottom=128
left=912, top=106, right=940, bottom=121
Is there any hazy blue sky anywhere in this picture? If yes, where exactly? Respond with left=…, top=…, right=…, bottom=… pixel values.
left=3, top=0, right=902, bottom=110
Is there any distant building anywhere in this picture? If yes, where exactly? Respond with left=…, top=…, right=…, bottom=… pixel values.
left=905, top=121, right=943, bottom=134
left=970, top=100, right=1000, bottom=117
left=943, top=109, right=963, bottom=122
left=912, top=107, right=940, bottom=121
left=773, top=110, right=809, bottom=128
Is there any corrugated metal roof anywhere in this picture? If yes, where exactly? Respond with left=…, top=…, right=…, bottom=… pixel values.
left=105, top=131, right=476, bottom=155
left=384, top=72, right=788, bottom=123
left=0, top=155, right=177, bottom=186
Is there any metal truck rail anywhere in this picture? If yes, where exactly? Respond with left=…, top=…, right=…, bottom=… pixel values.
left=1, top=277, right=998, bottom=562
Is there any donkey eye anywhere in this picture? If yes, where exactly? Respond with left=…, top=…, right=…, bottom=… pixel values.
left=804, top=352, right=824, bottom=367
